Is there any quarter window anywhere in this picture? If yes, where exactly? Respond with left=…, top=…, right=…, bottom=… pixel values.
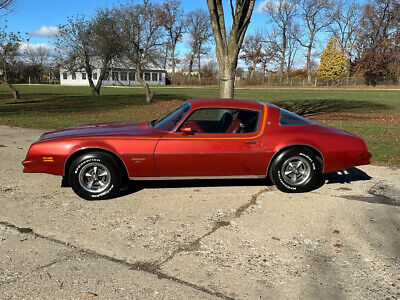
left=279, top=109, right=314, bottom=126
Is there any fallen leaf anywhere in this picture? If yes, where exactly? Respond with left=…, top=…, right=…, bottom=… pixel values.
left=272, top=237, right=280, bottom=241
left=91, top=228, right=96, bottom=230
left=333, top=243, right=343, bottom=248
left=333, top=230, right=340, bottom=234
left=86, top=292, right=98, bottom=297
left=2, top=188, right=12, bottom=192
left=193, top=189, right=201, bottom=192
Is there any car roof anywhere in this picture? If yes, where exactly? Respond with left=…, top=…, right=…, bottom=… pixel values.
left=187, top=98, right=265, bottom=111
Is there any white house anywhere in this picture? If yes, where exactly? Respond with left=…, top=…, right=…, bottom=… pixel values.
left=60, top=67, right=166, bottom=86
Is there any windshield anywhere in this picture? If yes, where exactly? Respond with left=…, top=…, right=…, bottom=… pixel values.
left=153, top=102, right=191, bottom=131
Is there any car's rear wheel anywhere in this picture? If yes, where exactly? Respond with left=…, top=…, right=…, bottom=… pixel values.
left=269, top=147, right=322, bottom=193
left=69, top=152, right=121, bottom=200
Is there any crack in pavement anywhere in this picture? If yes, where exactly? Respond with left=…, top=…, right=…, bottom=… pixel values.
left=0, top=256, right=72, bottom=285
left=0, top=221, right=233, bottom=299
left=0, top=188, right=270, bottom=299
left=157, top=188, right=270, bottom=266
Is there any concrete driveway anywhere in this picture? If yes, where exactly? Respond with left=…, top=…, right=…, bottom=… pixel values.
left=0, top=125, right=399, bottom=299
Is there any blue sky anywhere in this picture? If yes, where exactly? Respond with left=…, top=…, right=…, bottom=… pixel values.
left=2, top=0, right=323, bottom=69
left=4, top=0, right=267, bottom=43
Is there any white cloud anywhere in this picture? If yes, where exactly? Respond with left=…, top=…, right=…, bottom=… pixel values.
left=30, top=26, right=59, bottom=38
left=256, top=0, right=271, bottom=13
left=256, top=0, right=294, bottom=13
left=19, top=42, right=58, bottom=56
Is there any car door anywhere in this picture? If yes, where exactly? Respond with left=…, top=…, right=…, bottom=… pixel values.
left=154, top=107, right=267, bottom=177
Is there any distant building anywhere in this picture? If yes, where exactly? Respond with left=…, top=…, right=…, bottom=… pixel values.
left=60, top=67, right=166, bottom=86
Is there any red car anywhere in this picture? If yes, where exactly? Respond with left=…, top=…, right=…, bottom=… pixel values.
left=22, top=98, right=371, bottom=200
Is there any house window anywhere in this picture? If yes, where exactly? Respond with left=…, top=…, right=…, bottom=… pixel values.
left=82, top=72, right=86, bottom=80
left=63, top=72, right=67, bottom=80
left=72, top=73, right=76, bottom=80
left=152, top=73, right=158, bottom=81
left=129, top=72, right=135, bottom=81
left=104, top=72, right=110, bottom=80
left=144, top=73, right=150, bottom=81
left=120, top=72, right=127, bottom=81
left=112, top=72, right=119, bottom=81
left=159, top=73, right=163, bottom=81
left=93, top=73, right=97, bottom=80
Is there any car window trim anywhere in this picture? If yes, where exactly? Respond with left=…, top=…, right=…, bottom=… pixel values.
left=173, top=106, right=262, bottom=135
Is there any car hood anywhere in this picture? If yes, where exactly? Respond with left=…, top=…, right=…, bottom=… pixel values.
left=38, top=121, right=159, bottom=141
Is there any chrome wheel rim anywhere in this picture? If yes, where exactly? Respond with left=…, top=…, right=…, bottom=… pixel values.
left=281, top=156, right=311, bottom=186
left=78, top=163, right=111, bottom=193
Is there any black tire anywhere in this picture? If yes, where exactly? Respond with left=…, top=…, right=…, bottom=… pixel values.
left=68, top=152, right=122, bottom=200
left=269, top=147, right=322, bottom=193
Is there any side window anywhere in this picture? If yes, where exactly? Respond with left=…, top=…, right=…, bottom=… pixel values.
left=180, top=108, right=259, bottom=134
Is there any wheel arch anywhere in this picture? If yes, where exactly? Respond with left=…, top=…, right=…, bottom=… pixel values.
left=64, top=148, right=129, bottom=182
left=266, top=144, right=325, bottom=178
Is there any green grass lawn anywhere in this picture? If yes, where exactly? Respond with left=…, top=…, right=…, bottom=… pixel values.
left=0, top=84, right=399, bottom=166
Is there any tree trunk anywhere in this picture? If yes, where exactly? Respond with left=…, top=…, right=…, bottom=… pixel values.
left=171, top=43, right=176, bottom=81
left=2, top=80, right=20, bottom=100
left=219, top=63, right=235, bottom=98
left=136, top=64, right=154, bottom=103
left=250, top=62, right=256, bottom=81
left=88, top=75, right=99, bottom=96
left=280, top=27, right=287, bottom=82
left=163, top=45, right=168, bottom=70
left=306, top=44, right=312, bottom=85
left=197, top=52, right=201, bottom=85
left=188, top=53, right=194, bottom=75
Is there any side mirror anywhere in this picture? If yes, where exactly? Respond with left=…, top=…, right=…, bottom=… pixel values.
left=181, top=127, right=194, bottom=135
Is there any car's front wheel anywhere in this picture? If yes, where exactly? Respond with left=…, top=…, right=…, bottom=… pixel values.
left=68, top=152, right=122, bottom=200
left=269, top=147, right=322, bottom=193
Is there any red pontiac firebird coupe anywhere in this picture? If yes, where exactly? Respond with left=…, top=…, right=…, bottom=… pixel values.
left=22, top=98, right=371, bottom=200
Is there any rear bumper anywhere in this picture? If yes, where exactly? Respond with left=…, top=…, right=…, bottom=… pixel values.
left=323, top=150, right=372, bottom=173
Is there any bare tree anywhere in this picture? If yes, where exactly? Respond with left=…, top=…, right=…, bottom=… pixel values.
left=207, top=0, right=256, bottom=98
left=329, top=0, right=361, bottom=77
left=0, top=0, right=15, bottom=15
left=357, top=0, right=400, bottom=51
left=56, top=9, right=120, bottom=96
left=262, top=0, right=298, bottom=80
left=24, top=45, right=51, bottom=67
left=240, top=34, right=264, bottom=79
left=0, top=27, right=22, bottom=99
left=156, top=0, right=186, bottom=80
left=116, top=1, right=164, bottom=103
left=297, top=0, right=334, bottom=85
left=186, top=8, right=212, bottom=82
left=23, top=45, right=51, bottom=83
